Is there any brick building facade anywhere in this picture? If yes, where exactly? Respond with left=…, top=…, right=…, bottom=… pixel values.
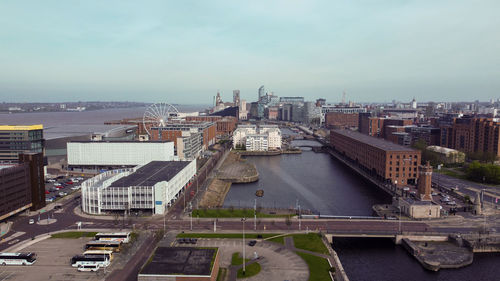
left=325, top=112, right=359, bottom=128
left=330, top=129, right=421, bottom=186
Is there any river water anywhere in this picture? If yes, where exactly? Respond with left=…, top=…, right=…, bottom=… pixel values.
left=0, top=105, right=206, bottom=139
left=223, top=128, right=500, bottom=281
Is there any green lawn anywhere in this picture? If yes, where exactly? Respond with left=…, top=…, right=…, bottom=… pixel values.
left=231, top=252, right=261, bottom=279
left=237, top=262, right=261, bottom=278
left=292, top=233, right=329, bottom=255
left=231, top=252, right=246, bottom=265
left=267, top=235, right=285, bottom=244
left=296, top=252, right=332, bottom=281
left=438, top=169, right=466, bottom=179
left=51, top=231, right=97, bottom=239
left=192, top=208, right=291, bottom=218
left=177, top=233, right=280, bottom=239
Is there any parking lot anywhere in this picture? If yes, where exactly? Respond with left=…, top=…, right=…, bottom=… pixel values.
left=171, top=238, right=309, bottom=281
left=45, top=176, right=85, bottom=204
left=0, top=238, right=104, bottom=281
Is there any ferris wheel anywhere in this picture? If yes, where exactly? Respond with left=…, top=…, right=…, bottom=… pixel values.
left=142, top=103, right=179, bottom=136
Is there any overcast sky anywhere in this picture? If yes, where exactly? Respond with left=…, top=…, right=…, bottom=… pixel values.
left=0, top=1, right=499, bottom=104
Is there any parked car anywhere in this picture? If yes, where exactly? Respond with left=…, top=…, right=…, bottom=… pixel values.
left=29, top=219, right=35, bottom=224
left=65, top=181, right=74, bottom=185
left=46, top=198, right=54, bottom=202
left=54, top=205, right=62, bottom=209
left=53, top=183, right=62, bottom=186
left=248, top=240, right=257, bottom=246
left=45, top=190, right=50, bottom=194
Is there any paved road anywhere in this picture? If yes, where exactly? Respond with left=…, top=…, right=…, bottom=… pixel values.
left=432, top=173, right=500, bottom=207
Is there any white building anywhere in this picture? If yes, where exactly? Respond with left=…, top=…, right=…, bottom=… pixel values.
left=81, top=160, right=196, bottom=215
left=176, top=130, right=202, bottom=160
left=232, top=125, right=257, bottom=148
left=67, top=141, right=175, bottom=173
left=246, top=134, right=268, bottom=151
left=232, top=124, right=281, bottom=151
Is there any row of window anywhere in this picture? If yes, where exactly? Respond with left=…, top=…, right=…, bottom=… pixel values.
left=389, top=173, right=417, bottom=178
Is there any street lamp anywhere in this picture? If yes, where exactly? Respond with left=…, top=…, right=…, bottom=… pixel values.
left=397, top=206, right=402, bottom=234
left=241, top=217, right=246, bottom=275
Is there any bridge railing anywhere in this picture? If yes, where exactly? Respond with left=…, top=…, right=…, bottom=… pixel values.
left=325, top=229, right=452, bottom=236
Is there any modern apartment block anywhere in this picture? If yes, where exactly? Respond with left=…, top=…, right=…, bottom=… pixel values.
left=0, top=125, right=44, bottom=163
left=441, top=117, right=500, bottom=157
left=330, top=129, right=421, bottom=186
left=232, top=125, right=282, bottom=151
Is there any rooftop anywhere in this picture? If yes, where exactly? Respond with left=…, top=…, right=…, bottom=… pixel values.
left=109, top=161, right=190, bottom=188
left=0, top=124, right=43, bottom=131
left=69, top=140, right=172, bottom=143
left=140, top=247, right=217, bottom=276
left=332, top=129, right=417, bottom=152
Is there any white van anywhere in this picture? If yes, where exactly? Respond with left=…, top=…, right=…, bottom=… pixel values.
left=77, top=264, right=100, bottom=272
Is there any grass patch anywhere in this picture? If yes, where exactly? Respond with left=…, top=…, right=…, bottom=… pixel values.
left=51, top=231, right=97, bottom=239
left=438, top=169, right=466, bottom=179
left=177, top=233, right=280, bottom=239
left=216, top=268, right=228, bottom=281
left=232, top=252, right=261, bottom=279
left=237, top=261, right=261, bottom=278
left=231, top=252, right=246, bottom=265
left=292, top=233, right=329, bottom=255
left=296, top=252, right=332, bottom=281
left=192, top=208, right=291, bottom=218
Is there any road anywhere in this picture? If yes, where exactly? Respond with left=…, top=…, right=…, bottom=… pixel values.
left=433, top=173, right=500, bottom=207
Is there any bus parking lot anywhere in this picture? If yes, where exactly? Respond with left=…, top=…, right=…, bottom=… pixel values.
left=0, top=231, right=140, bottom=281
left=0, top=237, right=103, bottom=281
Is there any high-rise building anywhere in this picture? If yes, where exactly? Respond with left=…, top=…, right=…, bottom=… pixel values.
left=0, top=125, right=44, bottom=163
left=258, top=85, right=265, bottom=101
left=233, top=90, right=240, bottom=106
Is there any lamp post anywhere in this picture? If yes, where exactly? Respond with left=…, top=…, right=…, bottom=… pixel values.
left=241, top=217, right=246, bottom=275
left=254, top=199, right=257, bottom=231
left=298, top=204, right=301, bottom=231
left=397, top=206, right=402, bottom=234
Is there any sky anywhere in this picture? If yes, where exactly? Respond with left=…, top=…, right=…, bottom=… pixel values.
left=0, top=0, right=499, bottom=104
